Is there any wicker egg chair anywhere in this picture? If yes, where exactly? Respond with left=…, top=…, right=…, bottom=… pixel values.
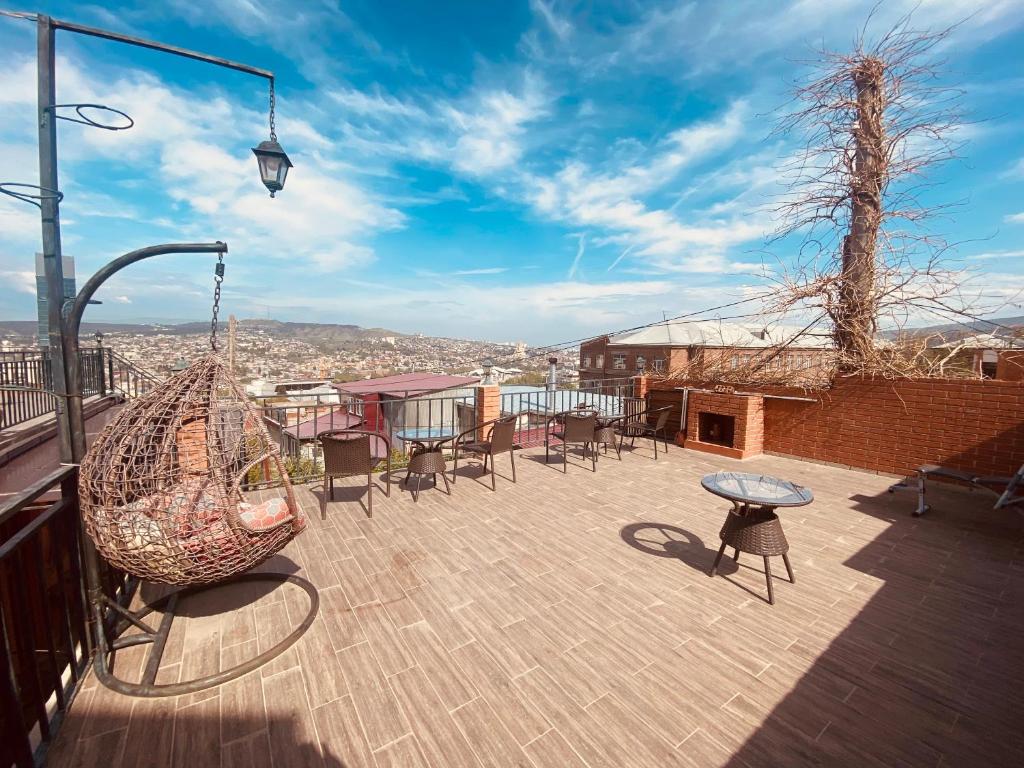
left=79, top=353, right=306, bottom=586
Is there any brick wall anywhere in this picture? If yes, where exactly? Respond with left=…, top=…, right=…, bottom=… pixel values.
left=647, top=376, right=1024, bottom=478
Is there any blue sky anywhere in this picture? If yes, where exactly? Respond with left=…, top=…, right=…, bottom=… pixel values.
left=1, top=0, right=1023, bottom=344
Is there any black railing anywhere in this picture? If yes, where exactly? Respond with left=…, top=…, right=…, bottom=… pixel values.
left=0, top=348, right=160, bottom=432
left=0, top=466, right=131, bottom=767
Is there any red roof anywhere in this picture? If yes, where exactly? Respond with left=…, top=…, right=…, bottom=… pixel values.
left=335, top=372, right=480, bottom=398
left=283, top=411, right=362, bottom=441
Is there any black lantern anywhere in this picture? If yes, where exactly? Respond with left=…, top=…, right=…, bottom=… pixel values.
left=94, top=330, right=104, bottom=348
left=482, top=358, right=494, bottom=385
left=252, top=139, right=292, bottom=197
left=252, top=78, right=292, bottom=197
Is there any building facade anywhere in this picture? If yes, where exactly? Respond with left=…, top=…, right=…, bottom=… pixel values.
left=579, top=322, right=831, bottom=386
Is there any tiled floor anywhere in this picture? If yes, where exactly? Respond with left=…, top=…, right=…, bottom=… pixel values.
left=49, top=442, right=1024, bottom=767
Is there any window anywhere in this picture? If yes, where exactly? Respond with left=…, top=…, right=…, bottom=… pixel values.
left=612, top=353, right=627, bottom=370
left=730, top=354, right=739, bottom=369
left=635, top=355, right=646, bottom=371
left=595, top=354, right=604, bottom=369
left=583, top=356, right=592, bottom=369
left=653, top=358, right=665, bottom=372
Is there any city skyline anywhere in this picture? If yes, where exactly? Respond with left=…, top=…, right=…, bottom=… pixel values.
left=1, top=1, right=1023, bottom=346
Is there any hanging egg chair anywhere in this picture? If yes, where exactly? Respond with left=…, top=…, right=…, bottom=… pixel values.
left=79, top=352, right=306, bottom=586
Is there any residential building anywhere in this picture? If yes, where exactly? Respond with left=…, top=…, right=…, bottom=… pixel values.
left=579, top=322, right=831, bottom=385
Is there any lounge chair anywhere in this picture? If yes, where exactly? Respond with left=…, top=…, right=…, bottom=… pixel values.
left=890, top=462, right=1024, bottom=516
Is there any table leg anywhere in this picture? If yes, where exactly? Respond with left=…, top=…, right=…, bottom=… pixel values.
left=764, top=556, right=774, bottom=605
left=710, top=542, right=727, bottom=577
left=733, top=548, right=740, bottom=563
left=782, top=553, right=795, bottom=583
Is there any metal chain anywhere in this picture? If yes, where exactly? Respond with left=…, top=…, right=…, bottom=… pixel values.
left=269, top=78, right=277, bottom=142
left=210, top=252, right=225, bottom=351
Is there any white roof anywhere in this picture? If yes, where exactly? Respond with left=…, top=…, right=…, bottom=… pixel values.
left=606, top=321, right=827, bottom=349
left=933, top=333, right=1022, bottom=350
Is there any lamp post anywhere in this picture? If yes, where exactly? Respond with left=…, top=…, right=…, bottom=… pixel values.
left=481, top=358, right=494, bottom=385
left=0, top=11, right=294, bottom=466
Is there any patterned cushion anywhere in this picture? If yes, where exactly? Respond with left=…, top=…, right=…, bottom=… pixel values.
left=235, top=497, right=294, bottom=532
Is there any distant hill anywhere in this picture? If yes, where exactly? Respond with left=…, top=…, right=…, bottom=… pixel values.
left=878, top=315, right=1024, bottom=341
left=0, top=318, right=407, bottom=344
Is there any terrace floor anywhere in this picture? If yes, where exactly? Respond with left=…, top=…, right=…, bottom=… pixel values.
left=49, top=443, right=1024, bottom=767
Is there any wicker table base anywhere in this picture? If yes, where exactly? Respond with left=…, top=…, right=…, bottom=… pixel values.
left=404, top=447, right=451, bottom=501
left=709, top=505, right=795, bottom=604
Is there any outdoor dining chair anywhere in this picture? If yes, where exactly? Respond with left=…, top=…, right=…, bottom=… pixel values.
left=318, top=428, right=391, bottom=519
left=449, top=414, right=518, bottom=491
left=545, top=409, right=598, bottom=472
left=618, top=404, right=673, bottom=460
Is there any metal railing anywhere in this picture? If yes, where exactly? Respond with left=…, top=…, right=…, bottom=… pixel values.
left=252, top=390, right=477, bottom=487
left=498, top=380, right=641, bottom=447
left=0, top=466, right=131, bottom=767
left=0, top=348, right=161, bottom=432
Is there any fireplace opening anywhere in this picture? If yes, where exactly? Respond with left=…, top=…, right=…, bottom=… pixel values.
left=698, top=412, right=735, bottom=447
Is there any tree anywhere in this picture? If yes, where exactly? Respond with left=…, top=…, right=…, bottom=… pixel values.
left=767, top=13, right=1007, bottom=376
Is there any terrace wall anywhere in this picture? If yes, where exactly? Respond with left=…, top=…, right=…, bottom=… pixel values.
left=647, top=376, right=1024, bottom=478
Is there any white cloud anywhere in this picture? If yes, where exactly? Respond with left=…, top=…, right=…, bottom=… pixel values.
left=1006, top=212, right=1024, bottom=224
left=568, top=234, right=586, bottom=279
left=452, top=267, right=509, bottom=275
left=113, top=295, right=131, bottom=303
left=0, top=269, right=36, bottom=295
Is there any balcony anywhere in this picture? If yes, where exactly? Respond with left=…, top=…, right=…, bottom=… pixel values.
left=41, top=443, right=1024, bottom=767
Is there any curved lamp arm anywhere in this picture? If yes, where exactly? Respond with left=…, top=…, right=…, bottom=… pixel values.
left=66, top=241, right=227, bottom=339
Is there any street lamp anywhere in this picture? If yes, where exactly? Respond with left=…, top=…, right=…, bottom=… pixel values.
left=94, top=330, right=104, bottom=348
left=481, top=358, right=494, bottom=385
left=252, top=79, right=292, bottom=197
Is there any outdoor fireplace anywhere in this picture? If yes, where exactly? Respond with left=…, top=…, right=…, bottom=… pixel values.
left=698, top=412, right=735, bottom=447
left=683, top=391, right=764, bottom=459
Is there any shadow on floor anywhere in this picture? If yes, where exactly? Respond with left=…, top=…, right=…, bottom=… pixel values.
left=620, top=521, right=739, bottom=576
left=46, top=700, right=346, bottom=767
left=723, top=476, right=1024, bottom=766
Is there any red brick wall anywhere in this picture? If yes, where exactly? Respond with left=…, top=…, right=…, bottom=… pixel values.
left=684, top=391, right=764, bottom=459
left=648, top=377, right=1024, bottom=477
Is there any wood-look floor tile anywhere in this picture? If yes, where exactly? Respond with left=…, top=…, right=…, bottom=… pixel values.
left=356, top=602, right=414, bottom=677
left=223, top=730, right=273, bottom=768
left=172, top=696, right=220, bottom=768
left=522, top=729, right=587, bottom=768
left=399, top=621, right=477, bottom=710
left=312, top=695, right=375, bottom=768
left=452, top=697, right=534, bottom=768
left=387, top=667, right=482, bottom=768
left=337, top=642, right=408, bottom=750
left=220, top=641, right=268, bottom=745
left=262, top=666, right=324, bottom=768
left=372, top=735, right=431, bottom=768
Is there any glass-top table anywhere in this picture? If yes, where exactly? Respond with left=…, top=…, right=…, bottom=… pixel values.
left=396, top=427, right=455, bottom=446
left=701, top=471, right=812, bottom=605
left=701, top=471, right=813, bottom=510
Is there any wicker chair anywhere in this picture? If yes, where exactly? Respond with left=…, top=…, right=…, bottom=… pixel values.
left=619, top=404, right=673, bottom=459
left=450, top=414, right=518, bottom=491
left=318, top=429, right=391, bottom=519
left=545, top=410, right=598, bottom=472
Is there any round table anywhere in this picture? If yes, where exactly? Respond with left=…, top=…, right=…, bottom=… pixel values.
left=594, top=413, right=626, bottom=460
left=397, top=428, right=454, bottom=501
left=700, top=471, right=813, bottom=604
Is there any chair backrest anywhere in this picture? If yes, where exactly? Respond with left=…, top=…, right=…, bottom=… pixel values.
left=490, top=415, right=517, bottom=454
left=562, top=412, right=597, bottom=442
left=653, top=406, right=672, bottom=430
left=321, top=432, right=372, bottom=476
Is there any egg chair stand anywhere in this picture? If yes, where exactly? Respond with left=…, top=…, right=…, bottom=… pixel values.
left=91, top=572, right=318, bottom=697
left=64, top=242, right=318, bottom=697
